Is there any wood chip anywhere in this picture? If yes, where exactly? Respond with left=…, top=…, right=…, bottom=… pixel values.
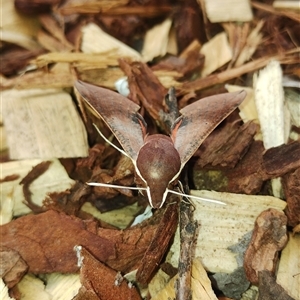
left=201, top=0, right=253, bottom=23
left=276, top=233, right=300, bottom=300
left=244, top=208, right=288, bottom=284
left=151, top=258, right=218, bottom=300
left=169, top=191, right=286, bottom=274
left=141, top=18, right=172, bottom=62
left=0, top=159, right=75, bottom=219
left=200, top=32, right=232, bottom=77
left=2, top=88, right=88, bottom=159
left=254, top=60, right=289, bottom=149
left=81, top=23, right=141, bottom=60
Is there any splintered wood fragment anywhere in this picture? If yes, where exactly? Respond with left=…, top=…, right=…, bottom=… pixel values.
left=276, top=233, right=300, bottom=300
left=254, top=60, right=289, bottom=149
left=200, top=32, right=232, bottom=77
left=234, top=20, right=264, bottom=67
left=81, top=23, right=141, bottom=60
left=59, top=3, right=171, bottom=16
left=180, top=50, right=300, bottom=93
left=254, top=60, right=290, bottom=196
left=2, top=88, right=88, bottom=159
left=169, top=191, right=286, bottom=274
left=142, top=18, right=172, bottom=62
left=136, top=199, right=179, bottom=284
left=36, top=30, right=71, bottom=52
left=151, top=258, right=218, bottom=300
left=34, top=52, right=120, bottom=68
left=273, top=1, right=300, bottom=11
left=244, top=209, right=288, bottom=284
left=201, top=0, right=253, bottom=22
left=1, top=63, right=74, bottom=90
left=0, top=159, right=75, bottom=219
left=38, top=14, right=74, bottom=51
left=252, top=1, right=300, bottom=22
left=74, top=247, right=141, bottom=300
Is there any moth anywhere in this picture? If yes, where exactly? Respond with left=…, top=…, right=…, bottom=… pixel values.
left=75, top=80, right=246, bottom=208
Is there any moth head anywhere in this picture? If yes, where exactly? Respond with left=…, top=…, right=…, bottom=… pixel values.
left=135, top=135, right=181, bottom=208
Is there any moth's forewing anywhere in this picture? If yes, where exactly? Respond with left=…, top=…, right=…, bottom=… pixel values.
left=172, top=90, right=246, bottom=168
left=75, top=80, right=146, bottom=161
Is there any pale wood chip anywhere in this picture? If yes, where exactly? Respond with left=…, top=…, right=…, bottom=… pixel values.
left=201, top=0, right=253, bottom=23
left=142, top=18, right=172, bottom=62
left=200, top=32, right=232, bottom=77
left=169, top=191, right=286, bottom=274
left=277, top=233, right=300, bottom=300
left=2, top=88, right=88, bottom=159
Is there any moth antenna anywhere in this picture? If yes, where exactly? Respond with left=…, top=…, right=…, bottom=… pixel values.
left=167, top=189, right=226, bottom=205
left=87, top=182, right=147, bottom=191
left=93, top=123, right=130, bottom=158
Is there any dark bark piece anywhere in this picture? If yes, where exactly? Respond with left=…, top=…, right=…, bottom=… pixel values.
left=0, top=247, right=28, bottom=288
left=283, top=168, right=300, bottom=227
left=244, top=208, right=288, bottom=284
left=195, top=120, right=257, bottom=169
left=118, top=59, right=168, bottom=131
left=152, top=40, right=205, bottom=79
left=136, top=198, right=179, bottom=284
left=0, top=210, right=115, bottom=274
left=20, top=161, right=52, bottom=213
left=173, top=0, right=205, bottom=53
left=45, top=181, right=92, bottom=216
left=0, top=47, right=45, bottom=76
left=14, top=0, right=62, bottom=14
left=258, top=270, right=294, bottom=300
left=224, top=140, right=267, bottom=194
left=263, top=140, right=300, bottom=176
left=73, top=247, right=141, bottom=300
left=175, top=200, right=197, bottom=300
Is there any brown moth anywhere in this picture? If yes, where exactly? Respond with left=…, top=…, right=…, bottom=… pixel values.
left=75, top=80, right=246, bottom=208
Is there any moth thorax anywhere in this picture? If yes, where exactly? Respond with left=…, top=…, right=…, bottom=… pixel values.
left=136, top=135, right=181, bottom=208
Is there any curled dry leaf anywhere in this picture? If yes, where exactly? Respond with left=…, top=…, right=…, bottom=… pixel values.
left=244, top=208, right=288, bottom=284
